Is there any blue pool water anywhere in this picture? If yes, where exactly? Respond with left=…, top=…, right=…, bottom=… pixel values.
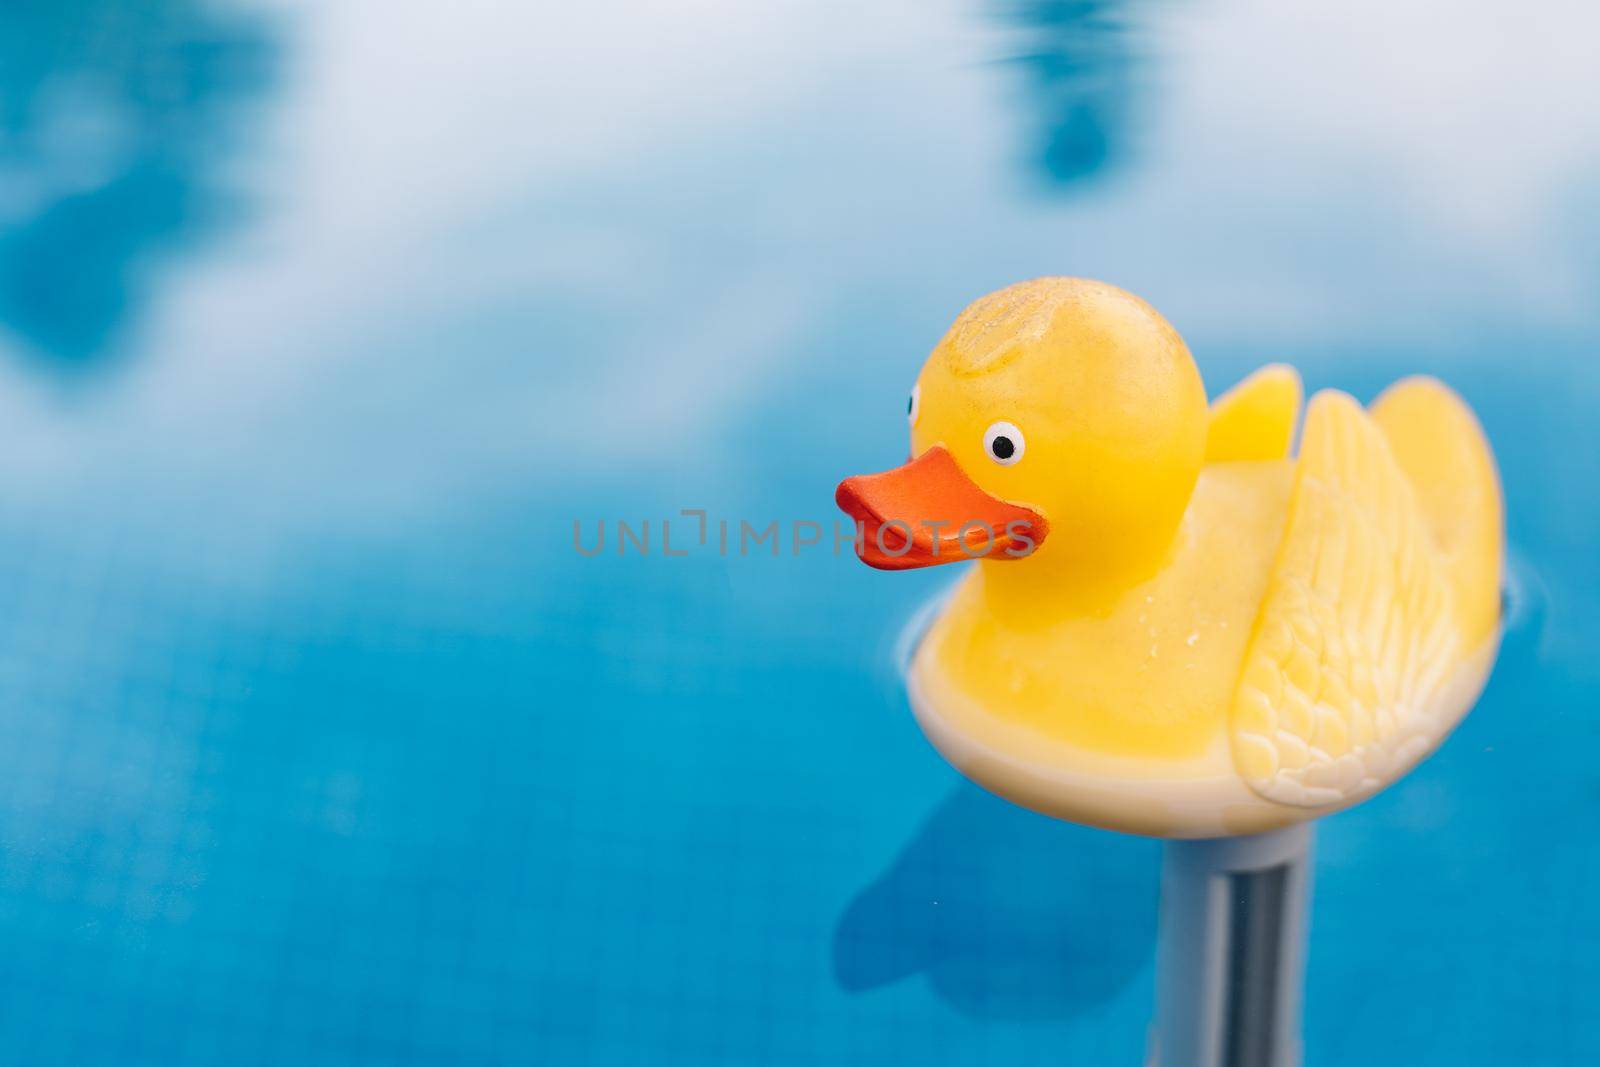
left=0, top=1, right=1596, bottom=1063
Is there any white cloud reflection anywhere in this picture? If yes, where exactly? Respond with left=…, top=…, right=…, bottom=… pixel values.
left=0, top=0, right=1595, bottom=553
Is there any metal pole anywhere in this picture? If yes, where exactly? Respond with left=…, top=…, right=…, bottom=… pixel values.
left=1149, top=823, right=1314, bottom=1067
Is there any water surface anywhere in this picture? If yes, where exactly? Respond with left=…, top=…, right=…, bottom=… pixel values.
left=0, top=1, right=1596, bottom=1063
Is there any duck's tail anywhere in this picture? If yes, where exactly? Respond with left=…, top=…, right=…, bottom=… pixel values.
left=1369, top=377, right=1504, bottom=649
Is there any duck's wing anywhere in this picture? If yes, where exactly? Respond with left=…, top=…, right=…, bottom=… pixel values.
left=1229, top=390, right=1467, bottom=807
left=1206, top=364, right=1303, bottom=462
left=1369, top=377, right=1503, bottom=650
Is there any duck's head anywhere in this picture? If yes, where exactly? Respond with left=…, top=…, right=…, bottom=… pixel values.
left=837, top=278, right=1207, bottom=600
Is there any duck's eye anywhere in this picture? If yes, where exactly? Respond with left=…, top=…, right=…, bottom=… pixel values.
left=983, top=420, right=1024, bottom=465
left=907, top=384, right=921, bottom=426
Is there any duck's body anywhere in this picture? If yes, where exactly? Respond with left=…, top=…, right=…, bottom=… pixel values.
left=910, top=456, right=1296, bottom=836
left=839, top=278, right=1502, bottom=838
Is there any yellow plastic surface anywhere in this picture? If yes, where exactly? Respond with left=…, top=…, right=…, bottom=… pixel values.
left=1206, top=363, right=1302, bottom=462
left=871, top=278, right=1503, bottom=837
left=1228, top=389, right=1500, bottom=808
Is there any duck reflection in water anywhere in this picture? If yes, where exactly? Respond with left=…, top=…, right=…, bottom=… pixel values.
left=834, top=781, right=1159, bottom=1020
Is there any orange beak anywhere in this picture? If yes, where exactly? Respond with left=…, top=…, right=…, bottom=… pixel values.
left=835, top=447, right=1047, bottom=570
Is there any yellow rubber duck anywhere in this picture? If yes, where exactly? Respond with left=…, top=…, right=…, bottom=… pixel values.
left=837, top=278, right=1502, bottom=838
